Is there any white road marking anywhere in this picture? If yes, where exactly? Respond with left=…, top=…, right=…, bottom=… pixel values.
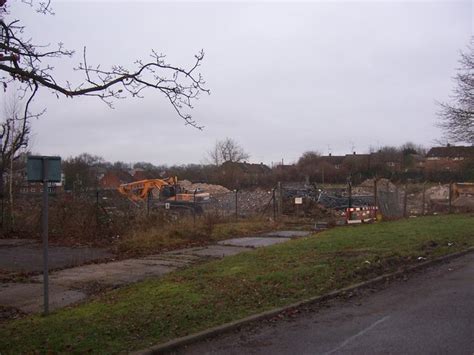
left=324, top=315, right=390, bottom=355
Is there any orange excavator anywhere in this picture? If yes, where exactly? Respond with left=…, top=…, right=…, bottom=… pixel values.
left=117, top=177, right=178, bottom=202
left=117, top=177, right=210, bottom=212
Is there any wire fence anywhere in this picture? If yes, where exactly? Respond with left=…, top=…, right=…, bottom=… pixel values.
left=1, top=180, right=473, bottom=242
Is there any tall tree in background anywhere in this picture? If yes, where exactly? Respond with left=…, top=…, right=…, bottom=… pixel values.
left=0, top=93, right=38, bottom=229
left=208, top=138, right=250, bottom=166
left=438, top=40, right=474, bottom=144
left=63, top=153, right=105, bottom=191
left=0, top=0, right=209, bottom=128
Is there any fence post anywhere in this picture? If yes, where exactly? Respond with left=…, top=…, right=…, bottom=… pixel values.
left=146, top=191, right=151, bottom=215
left=374, top=177, right=378, bottom=209
left=193, top=189, right=197, bottom=228
left=448, top=181, right=453, bottom=214
left=403, top=182, right=408, bottom=218
left=277, top=182, right=282, bottom=216
left=272, top=188, right=276, bottom=221
left=422, top=182, right=426, bottom=216
left=234, top=189, right=238, bottom=221
left=96, top=190, right=100, bottom=227
left=347, top=176, right=352, bottom=209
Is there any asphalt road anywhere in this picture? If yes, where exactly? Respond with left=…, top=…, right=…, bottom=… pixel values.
left=178, top=252, right=474, bottom=355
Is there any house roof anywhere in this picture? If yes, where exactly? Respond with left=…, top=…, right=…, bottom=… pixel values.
left=426, top=146, right=474, bottom=158
left=221, top=161, right=271, bottom=173
left=320, top=155, right=345, bottom=164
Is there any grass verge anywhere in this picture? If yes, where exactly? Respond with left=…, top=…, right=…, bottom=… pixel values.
left=116, top=216, right=278, bottom=256
left=1, top=214, right=473, bottom=353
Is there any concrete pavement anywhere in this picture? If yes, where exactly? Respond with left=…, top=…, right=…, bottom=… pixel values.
left=0, top=231, right=308, bottom=314
left=179, top=252, right=474, bottom=355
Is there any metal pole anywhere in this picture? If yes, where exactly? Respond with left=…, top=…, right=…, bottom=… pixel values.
left=193, top=189, right=197, bottom=228
left=403, top=182, right=408, bottom=218
left=348, top=177, right=352, bottom=209
left=147, top=190, right=150, bottom=216
left=448, top=181, right=453, bottom=214
left=42, top=158, right=49, bottom=315
left=422, top=182, right=426, bottom=216
left=96, top=189, right=100, bottom=227
left=277, top=182, right=282, bottom=216
left=272, top=188, right=276, bottom=221
left=235, top=189, right=238, bottom=221
left=374, top=177, right=378, bottom=210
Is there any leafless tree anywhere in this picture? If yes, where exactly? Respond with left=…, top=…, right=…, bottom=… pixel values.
left=438, top=39, right=474, bottom=144
left=208, top=138, right=249, bottom=166
left=0, top=92, right=38, bottom=229
left=0, top=0, right=209, bottom=128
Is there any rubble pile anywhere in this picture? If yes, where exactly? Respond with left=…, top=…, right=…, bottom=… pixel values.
left=179, top=180, right=231, bottom=194
left=352, top=178, right=397, bottom=195
left=425, top=185, right=449, bottom=201
left=204, top=189, right=274, bottom=216
left=317, top=193, right=374, bottom=210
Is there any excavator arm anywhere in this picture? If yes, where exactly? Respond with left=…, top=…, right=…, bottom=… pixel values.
left=117, top=177, right=178, bottom=202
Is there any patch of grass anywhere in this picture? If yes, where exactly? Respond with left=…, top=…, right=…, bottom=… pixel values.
left=116, top=216, right=277, bottom=256
left=1, top=214, right=473, bottom=353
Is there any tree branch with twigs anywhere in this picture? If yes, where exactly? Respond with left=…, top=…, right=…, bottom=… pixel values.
left=438, top=39, right=474, bottom=144
left=0, top=0, right=210, bottom=129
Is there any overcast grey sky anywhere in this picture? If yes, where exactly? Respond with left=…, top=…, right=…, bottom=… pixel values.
left=3, top=0, right=473, bottom=165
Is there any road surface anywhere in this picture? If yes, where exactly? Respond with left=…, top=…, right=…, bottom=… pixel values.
left=179, top=252, right=474, bottom=355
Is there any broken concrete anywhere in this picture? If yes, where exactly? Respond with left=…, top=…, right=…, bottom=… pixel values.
left=36, top=259, right=177, bottom=287
left=0, top=282, right=86, bottom=313
left=175, top=245, right=251, bottom=258
left=218, top=237, right=291, bottom=248
left=0, top=240, right=113, bottom=273
left=1, top=230, right=308, bottom=314
left=261, top=230, right=311, bottom=238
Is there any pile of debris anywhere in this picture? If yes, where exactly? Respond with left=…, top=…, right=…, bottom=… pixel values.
left=204, top=189, right=274, bottom=216
left=317, top=192, right=374, bottom=210
left=425, top=184, right=449, bottom=201
left=352, top=178, right=397, bottom=195
left=179, top=180, right=230, bottom=194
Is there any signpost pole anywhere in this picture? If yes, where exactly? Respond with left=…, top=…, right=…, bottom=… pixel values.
left=42, top=158, right=49, bottom=315
left=27, top=155, right=61, bottom=316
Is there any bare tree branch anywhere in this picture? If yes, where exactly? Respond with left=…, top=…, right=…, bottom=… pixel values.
left=0, top=0, right=209, bottom=128
left=438, top=38, right=474, bottom=144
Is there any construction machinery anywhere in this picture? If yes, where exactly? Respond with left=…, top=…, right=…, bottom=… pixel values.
left=117, top=177, right=210, bottom=212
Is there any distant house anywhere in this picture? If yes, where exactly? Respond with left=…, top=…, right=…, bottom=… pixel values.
left=320, top=154, right=345, bottom=171
left=99, top=170, right=134, bottom=189
left=425, top=145, right=474, bottom=172
left=343, top=152, right=372, bottom=173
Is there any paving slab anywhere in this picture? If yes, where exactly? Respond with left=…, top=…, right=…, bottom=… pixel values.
left=0, top=282, right=86, bottom=313
left=35, top=259, right=177, bottom=287
left=218, top=237, right=291, bottom=248
left=0, top=238, right=38, bottom=247
left=0, top=243, right=113, bottom=273
left=177, top=245, right=252, bottom=258
left=261, top=230, right=312, bottom=238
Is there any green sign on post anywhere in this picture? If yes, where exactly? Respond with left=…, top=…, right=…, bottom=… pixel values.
left=27, top=155, right=61, bottom=316
left=27, top=156, right=61, bottom=183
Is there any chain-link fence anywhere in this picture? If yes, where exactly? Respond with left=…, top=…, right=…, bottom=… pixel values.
left=1, top=180, right=472, bottom=243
